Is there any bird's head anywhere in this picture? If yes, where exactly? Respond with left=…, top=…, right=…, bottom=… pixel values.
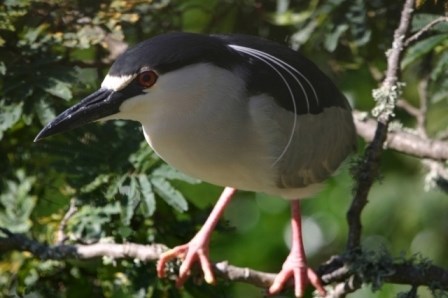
left=34, top=32, right=240, bottom=141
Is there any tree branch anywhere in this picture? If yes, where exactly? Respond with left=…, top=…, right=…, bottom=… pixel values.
left=383, top=0, right=415, bottom=90
left=346, top=0, right=415, bottom=251
left=56, top=198, right=78, bottom=244
left=2, top=228, right=448, bottom=296
left=353, top=110, right=448, bottom=160
left=396, top=99, right=420, bottom=118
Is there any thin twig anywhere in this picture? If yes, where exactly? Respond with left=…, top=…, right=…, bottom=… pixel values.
left=56, top=198, right=78, bottom=244
left=396, top=99, right=420, bottom=118
left=404, top=16, right=448, bottom=47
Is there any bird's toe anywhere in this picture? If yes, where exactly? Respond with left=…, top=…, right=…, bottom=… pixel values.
left=157, top=242, right=216, bottom=287
left=268, top=265, right=326, bottom=297
left=156, top=244, right=188, bottom=278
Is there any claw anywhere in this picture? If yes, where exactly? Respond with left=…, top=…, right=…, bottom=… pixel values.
left=268, top=264, right=325, bottom=297
left=156, top=187, right=237, bottom=286
left=157, top=243, right=216, bottom=287
left=156, top=244, right=188, bottom=278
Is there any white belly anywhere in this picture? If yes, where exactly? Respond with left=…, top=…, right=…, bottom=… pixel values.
left=142, top=117, right=276, bottom=193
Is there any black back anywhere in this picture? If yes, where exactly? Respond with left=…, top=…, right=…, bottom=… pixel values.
left=216, top=34, right=350, bottom=114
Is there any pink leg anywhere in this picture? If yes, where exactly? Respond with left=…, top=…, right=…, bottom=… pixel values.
left=157, top=187, right=237, bottom=287
left=269, top=200, right=326, bottom=297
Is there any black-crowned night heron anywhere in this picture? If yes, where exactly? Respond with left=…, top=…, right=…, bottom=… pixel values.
left=35, top=32, right=356, bottom=297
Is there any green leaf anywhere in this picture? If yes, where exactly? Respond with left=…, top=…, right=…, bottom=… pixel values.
left=0, top=61, right=6, bottom=75
left=80, top=174, right=111, bottom=193
left=0, top=100, right=23, bottom=140
left=77, top=25, right=105, bottom=48
left=117, top=226, right=133, bottom=238
left=346, top=0, right=371, bottom=46
left=69, top=202, right=121, bottom=241
left=266, top=11, right=311, bottom=26
left=431, top=75, right=448, bottom=104
left=324, top=23, right=348, bottom=52
left=431, top=51, right=448, bottom=82
left=23, top=24, right=48, bottom=45
left=105, top=174, right=127, bottom=199
left=402, top=34, right=448, bottom=68
left=138, top=174, right=156, bottom=217
left=291, top=20, right=318, bottom=46
left=129, top=141, right=159, bottom=171
left=38, top=77, right=73, bottom=100
left=119, top=176, right=140, bottom=225
left=152, top=164, right=200, bottom=184
left=0, top=170, right=36, bottom=233
left=151, top=177, right=188, bottom=212
left=34, top=98, right=56, bottom=126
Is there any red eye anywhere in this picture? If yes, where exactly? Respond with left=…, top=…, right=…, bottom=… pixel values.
left=137, top=70, right=158, bottom=88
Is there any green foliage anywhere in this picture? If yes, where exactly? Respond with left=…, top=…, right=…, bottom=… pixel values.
left=402, top=12, right=448, bottom=135
left=402, top=34, right=448, bottom=68
left=0, top=170, right=36, bottom=233
left=0, top=99, right=22, bottom=140
left=0, top=0, right=447, bottom=298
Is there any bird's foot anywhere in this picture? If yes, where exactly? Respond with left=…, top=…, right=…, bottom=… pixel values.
left=157, top=187, right=236, bottom=287
left=156, top=239, right=215, bottom=287
left=268, top=255, right=326, bottom=297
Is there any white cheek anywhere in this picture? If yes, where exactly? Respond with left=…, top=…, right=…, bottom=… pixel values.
left=115, top=93, right=152, bottom=122
left=101, top=74, right=135, bottom=91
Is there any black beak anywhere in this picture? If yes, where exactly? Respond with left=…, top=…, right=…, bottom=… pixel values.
left=34, top=88, right=123, bottom=141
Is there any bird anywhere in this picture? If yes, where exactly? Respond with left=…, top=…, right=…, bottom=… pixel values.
left=35, top=32, right=356, bottom=297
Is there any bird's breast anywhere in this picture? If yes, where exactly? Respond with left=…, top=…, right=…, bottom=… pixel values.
left=142, top=116, right=276, bottom=193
